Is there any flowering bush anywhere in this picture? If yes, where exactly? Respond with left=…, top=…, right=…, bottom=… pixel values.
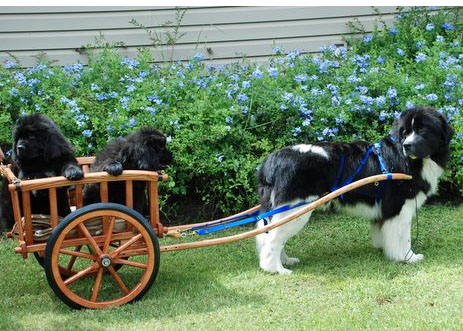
left=0, top=7, right=462, bottom=221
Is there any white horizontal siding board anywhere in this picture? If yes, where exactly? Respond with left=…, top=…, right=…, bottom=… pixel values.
left=0, top=6, right=398, bottom=32
left=0, top=35, right=351, bottom=67
left=0, top=6, right=171, bottom=14
left=0, top=14, right=395, bottom=51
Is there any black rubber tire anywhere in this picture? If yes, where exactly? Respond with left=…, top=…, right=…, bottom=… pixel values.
left=44, top=203, right=160, bottom=309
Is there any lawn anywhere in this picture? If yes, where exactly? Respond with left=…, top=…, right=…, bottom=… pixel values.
left=0, top=204, right=462, bottom=330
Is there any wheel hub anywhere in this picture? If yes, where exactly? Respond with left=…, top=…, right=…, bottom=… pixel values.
left=100, top=255, right=112, bottom=268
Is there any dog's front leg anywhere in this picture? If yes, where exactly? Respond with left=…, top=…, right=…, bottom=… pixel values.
left=380, top=203, right=423, bottom=263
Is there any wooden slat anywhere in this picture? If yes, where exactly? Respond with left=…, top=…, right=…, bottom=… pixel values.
left=149, top=181, right=163, bottom=236
left=21, top=191, right=33, bottom=245
left=48, top=187, right=59, bottom=228
left=8, top=170, right=164, bottom=192
left=99, top=182, right=108, bottom=203
left=125, top=181, right=133, bottom=208
left=10, top=190, right=23, bottom=241
left=75, top=184, right=83, bottom=209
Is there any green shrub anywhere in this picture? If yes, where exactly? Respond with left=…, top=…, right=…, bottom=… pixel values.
left=0, top=6, right=462, bottom=222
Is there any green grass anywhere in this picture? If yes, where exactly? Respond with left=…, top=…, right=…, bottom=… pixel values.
left=0, top=205, right=462, bottom=330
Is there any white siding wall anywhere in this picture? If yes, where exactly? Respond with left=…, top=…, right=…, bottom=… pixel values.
left=0, top=6, right=398, bottom=67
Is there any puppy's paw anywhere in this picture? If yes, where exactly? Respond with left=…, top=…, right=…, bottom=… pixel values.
left=63, top=164, right=84, bottom=180
left=104, top=161, right=123, bottom=176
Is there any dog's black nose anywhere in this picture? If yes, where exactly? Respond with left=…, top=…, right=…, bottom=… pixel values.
left=403, top=142, right=412, bottom=151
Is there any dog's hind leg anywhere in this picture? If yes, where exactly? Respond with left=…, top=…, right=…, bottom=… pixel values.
left=258, top=198, right=317, bottom=275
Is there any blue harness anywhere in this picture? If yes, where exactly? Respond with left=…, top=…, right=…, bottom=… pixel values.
left=193, top=139, right=395, bottom=236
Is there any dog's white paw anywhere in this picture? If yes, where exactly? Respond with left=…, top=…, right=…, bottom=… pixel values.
left=277, top=267, right=293, bottom=275
left=406, top=253, right=424, bottom=263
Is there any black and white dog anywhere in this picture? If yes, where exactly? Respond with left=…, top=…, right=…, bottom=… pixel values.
left=256, top=107, right=454, bottom=274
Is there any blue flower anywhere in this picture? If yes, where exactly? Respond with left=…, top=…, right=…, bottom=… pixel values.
left=242, top=81, right=251, bottom=89
left=415, top=53, right=427, bottom=62
left=82, top=129, right=93, bottom=137
left=9, top=87, right=19, bottom=97
left=91, top=83, right=99, bottom=91
left=360, top=95, right=373, bottom=106
left=35, top=104, right=41, bottom=111
left=252, top=68, right=263, bottom=80
left=283, top=92, right=294, bottom=101
left=389, top=28, right=398, bottom=35
left=280, top=104, right=288, bottom=111
left=331, top=96, right=341, bottom=106
left=416, top=41, right=424, bottom=50
left=356, top=86, right=368, bottom=94
left=268, top=67, right=278, bottom=77
left=126, top=84, right=136, bottom=93
left=120, top=96, right=130, bottom=109
left=216, top=154, right=224, bottom=163
left=225, top=117, right=233, bottom=124
left=327, top=84, right=339, bottom=95
left=128, top=118, right=136, bottom=127
left=426, top=94, right=438, bottom=101
left=442, top=23, right=455, bottom=31
left=192, top=53, right=204, bottom=61
left=272, top=46, right=282, bottom=54
left=287, top=50, right=301, bottom=61
left=397, top=48, right=405, bottom=57
left=138, top=71, right=149, bottom=78
left=146, top=106, right=156, bottom=115
left=425, top=23, right=434, bottom=31
left=291, top=127, right=302, bottom=137
left=120, top=57, right=139, bottom=69
left=376, top=56, right=385, bottom=65
left=3, top=61, right=16, bottom=69
left=415, top=83, right=425, bottom=90
left=96, top=93, right=108, bottom=101
left=406, top=101, right=415, bottom=109
left=363, top=34, right=373, bottom=43
left=237, top=93, right=248, bottom=103
left=109, top=91, right=119, bottom=98
left=387, top=87, right=397, bottom=99
left=378, top=111, right=389, bottom=122
left=436, top=35, right=444, bottom=42
left=294, top=74, right=307, bottom=83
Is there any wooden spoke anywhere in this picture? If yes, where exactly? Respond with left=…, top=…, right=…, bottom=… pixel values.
left=112, top=258, right=147, bottom=269
left=60, top=248, right=96, bottom=261
left=107, top=266, right=129, bottom=295
left=64, top=262, right=98, bottom=286
left=102, top=216, right=116, bottom=254
left=66, top=246, right=83, bottom=272
left=77, top=223, right=104, bottom=256
left=110, top=233, right=143, bottom=259
left=90, top=267, right=104, bottom=302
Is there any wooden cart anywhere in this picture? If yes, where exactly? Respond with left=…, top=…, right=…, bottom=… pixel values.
left=1, top=157, right=411, bottom=309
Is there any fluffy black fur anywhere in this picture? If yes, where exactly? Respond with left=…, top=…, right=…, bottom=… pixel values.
left=256, top=107, right=454, bottom=273
left=83, top=127, right=173, bottom=214
left=1, top=114, right=84, bottom=230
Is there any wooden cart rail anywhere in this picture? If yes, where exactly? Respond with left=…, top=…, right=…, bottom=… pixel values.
left=160, top=173, right=412, bottom=252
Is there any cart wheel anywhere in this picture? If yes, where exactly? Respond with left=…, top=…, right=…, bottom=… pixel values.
left=44, top=203, right=160, bottom=309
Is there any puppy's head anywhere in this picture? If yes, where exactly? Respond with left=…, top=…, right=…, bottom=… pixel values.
left=13, top=114, right=74, bottom=163
left=123, top=127, right=173, bottom=170
left=394, top=107, right=454, bottom=161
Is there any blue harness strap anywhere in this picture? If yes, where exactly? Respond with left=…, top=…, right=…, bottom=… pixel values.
left=331, top=140, right=393, bottom=201
left=194, top=201, right=310, bottom=236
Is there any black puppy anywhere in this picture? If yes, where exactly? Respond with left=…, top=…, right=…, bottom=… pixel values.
left=1, top=114, right=84, bottom=230
left=83, top=128, right=173, bottom=214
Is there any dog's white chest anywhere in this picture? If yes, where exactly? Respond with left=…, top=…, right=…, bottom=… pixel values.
left=421, top=158, right=443, bottom=196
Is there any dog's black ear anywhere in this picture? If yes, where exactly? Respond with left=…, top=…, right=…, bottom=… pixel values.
left=443, top=121, right=454, bottom=145
left=438, top=112, right=454, bottom=145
